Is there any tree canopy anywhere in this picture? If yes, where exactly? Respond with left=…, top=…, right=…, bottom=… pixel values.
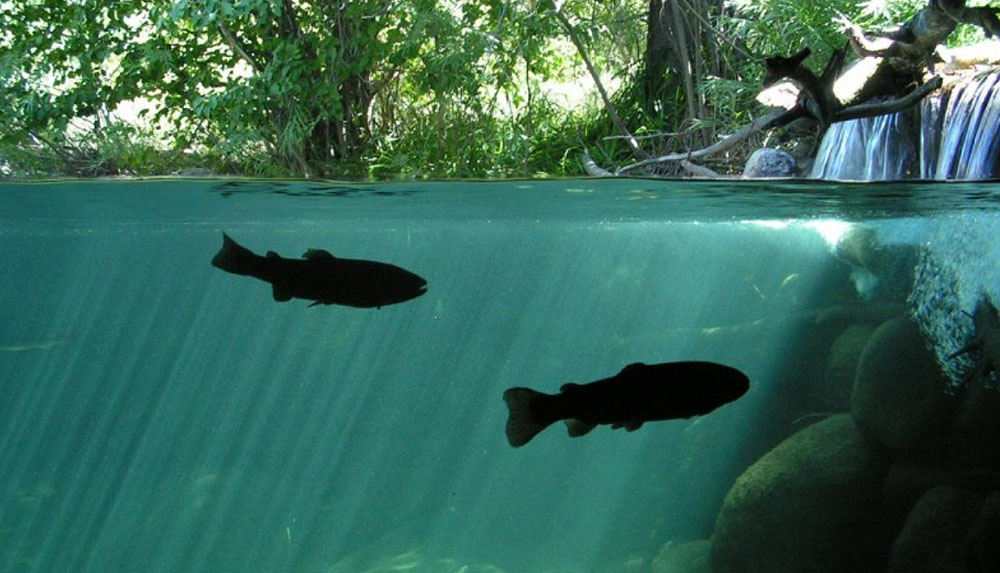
left=0, top=0, right=988, bottom=178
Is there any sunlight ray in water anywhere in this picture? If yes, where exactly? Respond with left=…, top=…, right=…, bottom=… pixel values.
left=742, top=219, right=853, bottom=249
left=0, top=179, right=998, bottom=572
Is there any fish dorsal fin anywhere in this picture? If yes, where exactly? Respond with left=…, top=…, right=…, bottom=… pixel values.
left=565, top=419, right=597, bottom=437
left=620, top=362, right=646, bottom=376
left=272, top=285, right=292, bottom=302
left=559, top=382, right=581, bottom=393
left=266, top=251, right=280, bottom=259
left=303, top=248, right=336, bottom=261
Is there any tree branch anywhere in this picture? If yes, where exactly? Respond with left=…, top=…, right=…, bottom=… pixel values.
left=938, top=0, right=1000, bottom=37
left=582, top=148, right=614, bottom=176
left=218, top=23, right=262, bottom=74
left=838, top=1, right=1000, bottom=62
left=833, top=76, right=942, bottom=121
left=680, top=159, right=720, bottom=178
left=552, top=7, right=649, bottom=160
left=764, top=47, right=845, bottom=128
left=615, top=74, right=940, bottom=175
left=617, top=107, right=800, bottom=173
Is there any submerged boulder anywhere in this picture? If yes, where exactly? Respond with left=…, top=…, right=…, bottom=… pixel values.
left=951, top=378, right=1000, bottom=470
left=711, top=414, right=890, bottom=572
left=883, top=460, right=1000, bottom=529
left=966, top=491, right=1000, bottom=573
left=834, top=226, right=918, bottom=302
left=651, top=540, right=710, bottom=573
left=948, top=294, right=1000, bottom=469
left=825, top=324, right=875, bottom=410
left=742, top=148, right=798, bottom=178
left=888, top=486, right=984, bottom=573
left=852, top=316, right=953, bottom=455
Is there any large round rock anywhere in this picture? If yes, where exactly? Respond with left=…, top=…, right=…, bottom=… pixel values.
left=742, top=148, right=797, bottom=178
left=711, top=414, right=890, bottom=573
left=888, top=486, right=984, bottom=573
left=825, top=324, right=875, bottom=410
left=951, top=375, right=1000, bottom=470
left=966, top=490, right=1000, bottom=572
left=851, top=316, right=952, bottom=454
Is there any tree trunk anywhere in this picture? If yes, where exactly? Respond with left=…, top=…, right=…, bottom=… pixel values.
left=643, top=0, right=674, bottom=113
left=642, top=1, right=722, bottom=145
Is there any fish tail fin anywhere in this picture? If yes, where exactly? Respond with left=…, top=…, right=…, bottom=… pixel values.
left=212, top=232, right=255, bottom=274
left=565, top=419, right=597, bottom=437
left=502, top=388, right=558, bottom=447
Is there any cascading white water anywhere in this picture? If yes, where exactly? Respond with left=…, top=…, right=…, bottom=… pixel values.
left=919, top=93, right=945, bottom=178
left=928, top=72, right=1000, bottom=179
left=811, top=71, right=1000, bottom=181
left=810, top=108, right=918, bottom=180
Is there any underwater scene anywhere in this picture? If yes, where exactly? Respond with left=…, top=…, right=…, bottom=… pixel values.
left=2, top=178, right=1000, bottom=572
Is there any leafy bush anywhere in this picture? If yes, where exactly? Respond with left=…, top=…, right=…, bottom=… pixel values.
left=0, top=0, right=991, bottom=179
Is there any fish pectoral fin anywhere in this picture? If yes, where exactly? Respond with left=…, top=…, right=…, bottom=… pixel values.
left=565, top=419, right=597, bottom=438
left=303, top=248, right=336, bottom=261
left=611, top=420, right=644, bottom=432
left=272, top=285, right=293, bottom=302
left=948, top=342, right=981, bottom=360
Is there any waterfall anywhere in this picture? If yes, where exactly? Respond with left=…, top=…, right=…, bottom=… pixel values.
left=811, top=72, right=1000, bottom=181
left=928, top=72, right=1000, bottom=179
left=810, top=107, right=918, bottom=180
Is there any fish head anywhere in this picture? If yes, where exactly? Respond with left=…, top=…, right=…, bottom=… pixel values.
left=375, top=268, right=427, bottom=306
left=710, top=367, right=750, bottom=403
left=400, top=271, right=428, bottom=301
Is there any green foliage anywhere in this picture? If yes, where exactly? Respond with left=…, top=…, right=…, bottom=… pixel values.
left=688, top=0, right=943, bottom=165
left=0, top=0, right=996, bottom=179
left=1, top=0, right=607, bottom=178
left=721, top=0, right=874, bottom=83
left=0, top=122, right=192, bottom=177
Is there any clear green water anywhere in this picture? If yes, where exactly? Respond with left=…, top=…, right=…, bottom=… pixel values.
left=1, top=178, right=999, bottom=572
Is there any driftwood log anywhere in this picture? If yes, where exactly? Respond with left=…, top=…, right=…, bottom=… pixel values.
left=845, top=0, right=1000, bottom=63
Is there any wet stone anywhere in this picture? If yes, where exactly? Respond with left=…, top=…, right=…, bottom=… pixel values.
left=851, top=316, right=953, bottom=456
left=889, top=486, right=984, bottom=573
left=711, top=414, right=890, bottom=573
left=742, top=148, right=798, bottom=178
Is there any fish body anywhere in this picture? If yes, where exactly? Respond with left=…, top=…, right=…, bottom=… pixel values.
left=211, top=233, right=427, bottom=308
left=503, top=361, right=749, bottom=447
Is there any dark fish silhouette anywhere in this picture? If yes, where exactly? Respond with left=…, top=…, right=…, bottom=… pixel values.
left=503, top=361, right=749, bottom=447
left=211, top=233, right=427, bottom=308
